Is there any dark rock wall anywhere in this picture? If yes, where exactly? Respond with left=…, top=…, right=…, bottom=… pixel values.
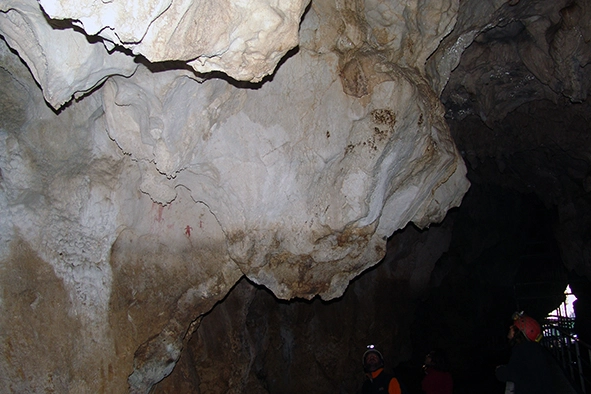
left=152, top=219, right=456, bottom=392
left=153, top=254, right=421, bottom=394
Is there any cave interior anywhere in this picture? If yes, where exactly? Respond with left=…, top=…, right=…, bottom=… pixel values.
left=150, top=2, right=591, bottom=392
left=1, top=0, right=591, bottom=393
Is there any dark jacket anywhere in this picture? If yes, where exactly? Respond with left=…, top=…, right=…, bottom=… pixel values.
left=495, top=341, right=554, bottom=394
left=362, top=368, right=402, bottom=394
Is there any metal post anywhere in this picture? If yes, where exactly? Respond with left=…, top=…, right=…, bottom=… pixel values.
left=575, top=340, right=586, bottom=393
left=567, top=333, right=575, bottom=381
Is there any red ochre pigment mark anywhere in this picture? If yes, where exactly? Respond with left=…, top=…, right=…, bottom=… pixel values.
left=185, top=225, right=193, bottom=237
left=199, top=220, right=203, bottom=228
left=155, top=204, right=164, bottom=223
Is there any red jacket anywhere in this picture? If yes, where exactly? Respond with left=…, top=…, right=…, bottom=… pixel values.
left=421, top=367, right=453, bottom=394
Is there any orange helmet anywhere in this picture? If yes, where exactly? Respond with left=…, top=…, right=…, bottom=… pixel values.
left=512, top=312, right=542, bottom=342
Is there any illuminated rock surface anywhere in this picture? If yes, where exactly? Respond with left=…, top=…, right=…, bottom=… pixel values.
left=1, top=0, right=590, bottom=393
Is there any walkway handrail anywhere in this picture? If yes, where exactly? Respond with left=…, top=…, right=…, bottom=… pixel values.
left=542, top=318, right=591, bottom=394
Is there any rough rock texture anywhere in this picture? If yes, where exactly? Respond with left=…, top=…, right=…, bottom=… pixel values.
left=152, top=0, right=591, bottom=392
left=38, top=0, right=309, bottom=83
left=0, top=0, right=469, bottom=393
left=429, top=1, right=591, bottom=389
left=152, top=219, right=455, bottom=394
left=3, top=0, right=590, bottom=392
left=441, top=0, right=590, bottom=125
left=442, top=0, right=591, bottom=280
left=0, top=0, right=138, bottom=108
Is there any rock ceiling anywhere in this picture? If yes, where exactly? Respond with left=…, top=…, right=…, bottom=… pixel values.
left=0, top=0, right=590, bottom=392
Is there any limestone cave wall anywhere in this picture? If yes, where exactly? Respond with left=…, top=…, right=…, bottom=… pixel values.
left=1, top=0, right=591, bottom=393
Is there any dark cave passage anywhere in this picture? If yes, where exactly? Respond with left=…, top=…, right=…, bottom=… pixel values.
left=401, top=168, right=574, bottom=394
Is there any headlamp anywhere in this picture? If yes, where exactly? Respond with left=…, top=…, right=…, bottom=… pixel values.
left=512, top=311, right=524, bottom=320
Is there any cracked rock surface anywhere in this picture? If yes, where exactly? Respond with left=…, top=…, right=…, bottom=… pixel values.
left=1, top=0, right=474, bottom=392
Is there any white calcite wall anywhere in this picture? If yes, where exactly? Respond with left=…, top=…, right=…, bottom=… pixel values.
left=0, top=0, right=469, bottom=392
left=0, top=0, right=138, bottom=108
left=38, top=0, right=309, bottom=82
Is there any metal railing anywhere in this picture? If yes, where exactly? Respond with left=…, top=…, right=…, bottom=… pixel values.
left=542, top=316, right=591, bottom=394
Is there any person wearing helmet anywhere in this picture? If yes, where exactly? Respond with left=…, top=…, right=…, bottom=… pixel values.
left=361, top=345, right=404, bottom=394
left=495, top=312, right=554, bottom=394
left=421, top=349, right=453, bottom=394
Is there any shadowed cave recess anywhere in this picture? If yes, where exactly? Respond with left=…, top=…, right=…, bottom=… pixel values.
left=1, top=0, right=591, bottom=393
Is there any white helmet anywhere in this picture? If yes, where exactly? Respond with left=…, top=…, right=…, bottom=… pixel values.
left=362, top=345, right=384, bottom=372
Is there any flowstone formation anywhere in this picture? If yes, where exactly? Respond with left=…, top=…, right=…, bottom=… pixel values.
left=0, top=0, right=470, bottom=392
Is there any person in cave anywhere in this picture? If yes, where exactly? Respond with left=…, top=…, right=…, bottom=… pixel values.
left=420, top=348, right=453, bottom=394
left=495, top=312, right=554, bottom=394
left=360, top=345, right=406, bottom=394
